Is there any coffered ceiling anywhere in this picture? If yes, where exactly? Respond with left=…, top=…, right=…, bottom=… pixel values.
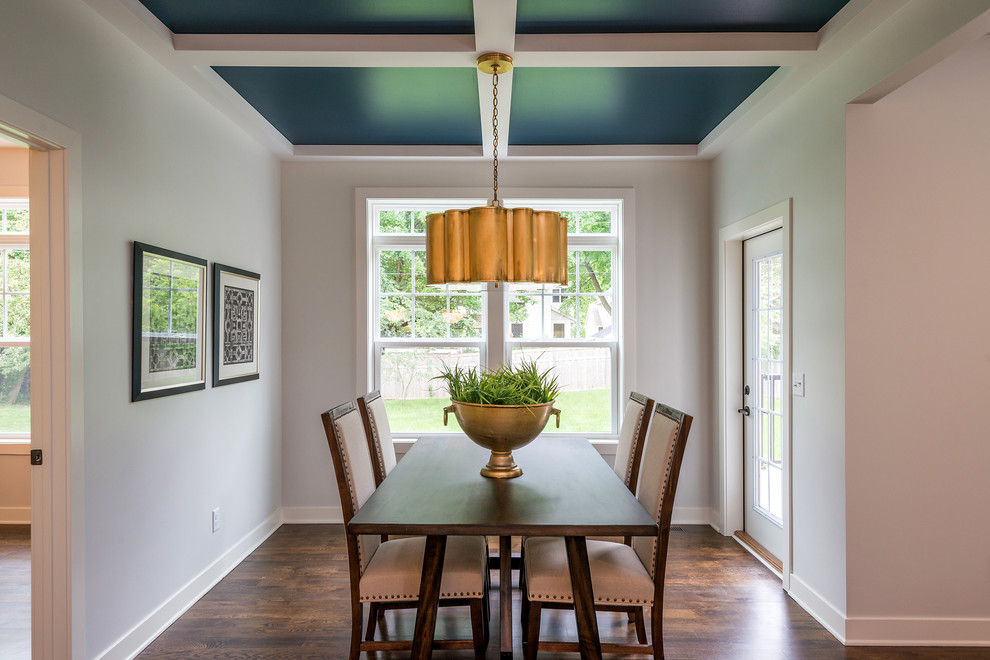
left=86, top=0, right=900, bottom=159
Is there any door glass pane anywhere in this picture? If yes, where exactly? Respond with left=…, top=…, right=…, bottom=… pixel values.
left=381, top=346, right=480, bottom=432
left=0, top=346, right=30, bottom=432
left=510, top=346, right=611, bottom=433
left=753, top=253, right=783, bottom=524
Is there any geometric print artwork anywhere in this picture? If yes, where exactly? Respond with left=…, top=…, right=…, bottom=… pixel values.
left=223, top=285, right=255, bottom=365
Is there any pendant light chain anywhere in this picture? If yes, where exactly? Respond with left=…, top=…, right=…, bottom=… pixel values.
left=492, top=64, right=500, bottom=207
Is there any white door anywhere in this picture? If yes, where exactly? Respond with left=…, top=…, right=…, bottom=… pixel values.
left=742, top=229, right=784, bottom=562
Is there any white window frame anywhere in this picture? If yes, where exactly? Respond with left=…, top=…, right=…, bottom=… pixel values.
left=0, top=197, right=30, bottom=442
left=356, top=188, right=636, bottom=441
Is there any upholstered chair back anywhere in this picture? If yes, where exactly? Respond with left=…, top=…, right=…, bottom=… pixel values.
left=612, top=392, right=654, bottom=493
left=357, top=391, right=397, bottom=487
left=321, top=401, right=381, bottom=573
left=631, top=404, right=692, bottom=580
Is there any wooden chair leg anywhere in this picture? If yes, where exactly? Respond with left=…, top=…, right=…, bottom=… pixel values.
left=349, top=600, right=363, bottom=660
left=470, top=598, right=487, bottom=660
left=364, top=602, right=379, bottom=641
left=651, top=603, right=663, bottom=660
left=634, top=606, right=648, bottom=644
left=524, top=601, right=541, bottom=660
left=519, top=548, right=528, bottom=648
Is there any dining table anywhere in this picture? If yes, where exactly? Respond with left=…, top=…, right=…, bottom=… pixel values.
left=346, top=434, right=659, bottom=660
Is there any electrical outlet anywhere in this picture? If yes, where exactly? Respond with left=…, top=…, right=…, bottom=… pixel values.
left=211, top=507, right=220, bottom=533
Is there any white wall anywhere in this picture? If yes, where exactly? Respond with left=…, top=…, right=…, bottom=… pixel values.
left=0, top=1, right=282, bottom=657
left=712, top=0, right=990, bottom=637
left=845, top=34, right=990, bottom=642
left=281, top=159, right=712, bottom=523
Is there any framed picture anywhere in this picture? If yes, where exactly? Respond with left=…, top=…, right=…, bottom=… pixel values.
left=132, top=242, right=207, bottom=401
left=212, top=263, right=261, bottom=386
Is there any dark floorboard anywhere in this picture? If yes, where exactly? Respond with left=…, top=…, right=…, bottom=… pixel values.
left=135, top=525, right=990, bottom=659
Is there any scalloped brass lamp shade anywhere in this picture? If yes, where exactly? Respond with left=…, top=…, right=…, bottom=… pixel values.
left=426, top=206, right=567, bottom=284
left=426, top=53, right=568, bottom=286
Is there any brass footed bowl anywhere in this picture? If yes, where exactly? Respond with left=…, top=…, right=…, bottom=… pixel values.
left=444, top=400, right=561, bottom=478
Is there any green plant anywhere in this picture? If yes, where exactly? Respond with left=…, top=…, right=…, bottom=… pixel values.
left=433, top=359, right=560, bottom=406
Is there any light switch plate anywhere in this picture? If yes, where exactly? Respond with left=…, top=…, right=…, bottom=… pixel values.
left=792, top=373, right=805, bottom=397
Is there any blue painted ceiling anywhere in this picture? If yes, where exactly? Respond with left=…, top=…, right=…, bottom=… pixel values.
left=136, top=0, right=853, bottom=148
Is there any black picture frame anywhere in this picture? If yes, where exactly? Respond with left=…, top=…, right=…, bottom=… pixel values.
left=212, top=263, right=261, bottom=387
left=131, top=242, right=207, bottom=401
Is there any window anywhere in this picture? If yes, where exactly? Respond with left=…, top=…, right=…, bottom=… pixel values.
left=0, top=199, right=30, bottom=441
left=364, top=195, right=626, bottom=438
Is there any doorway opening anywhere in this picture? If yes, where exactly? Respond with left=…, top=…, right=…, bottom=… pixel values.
left=716, top=200, right=792, bottom=588
left=0, top=131, right=31, bottom=660
left=0, top=101, right=76, bottom=660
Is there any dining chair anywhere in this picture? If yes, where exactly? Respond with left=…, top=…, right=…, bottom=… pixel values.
left=614, top=391, right=656, bottom=495
left=520, top=402, right=693, bottom=659
left=356, top=390, right=396, bottom=487
left=321, top=401, right=490, bottom=659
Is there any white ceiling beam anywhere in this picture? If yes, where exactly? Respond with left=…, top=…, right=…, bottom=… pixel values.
left=171, top=31, right=818, bottom=68
left=473, top=0, right=517, bottom=160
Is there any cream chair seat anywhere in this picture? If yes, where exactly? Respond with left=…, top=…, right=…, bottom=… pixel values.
left=321, top=400, right=490, bottom=659
left=521, top=402, right=693, bottom=659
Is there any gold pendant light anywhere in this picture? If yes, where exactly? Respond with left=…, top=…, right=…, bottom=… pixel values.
left=426, top=53, right=568, bottom=286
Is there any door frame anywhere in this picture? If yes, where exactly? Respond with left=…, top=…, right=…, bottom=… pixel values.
left=1, top=93, right=82, bottom=660
left=716, top=199, right=792, bottom=589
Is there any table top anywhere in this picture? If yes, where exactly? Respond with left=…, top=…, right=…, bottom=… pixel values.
left=347, top=435, right=658, bottom=537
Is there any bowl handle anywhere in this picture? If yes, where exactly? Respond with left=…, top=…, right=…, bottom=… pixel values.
left=443, top=404, right=455, bottom=426
left=551, top=407, right=561, bottom=428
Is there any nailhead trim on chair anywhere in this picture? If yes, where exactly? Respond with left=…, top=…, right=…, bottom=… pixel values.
left=333, top=415, right=367, bottom=571
left=527, top=593, right=652, bottom=605
left=645, top=418, right=681, bottom=579
left=367, top=409, right=386, bottom=480
left=362, top=589, right=485, bottom=602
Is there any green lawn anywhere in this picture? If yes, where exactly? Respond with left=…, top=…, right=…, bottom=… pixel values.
left=384, top=389, right=611, bottom=434
left=0, top=404, right=30, bottom=433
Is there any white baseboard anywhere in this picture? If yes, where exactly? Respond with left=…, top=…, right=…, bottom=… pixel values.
left=845, top=617, right=990, bottom=646
left=281, top=505, right=343, bottom=523
left=95, top=510, right=283, bottom=660
left=0, top=506, right=30, bottom=524
left=671, top=507, right=713, bottom=526
left=788, top=574, right=847, bottom=642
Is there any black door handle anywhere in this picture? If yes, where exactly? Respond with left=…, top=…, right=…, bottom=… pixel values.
left=737, top=406, right=750, bottom=416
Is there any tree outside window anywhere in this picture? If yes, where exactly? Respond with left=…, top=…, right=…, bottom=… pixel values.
left=0, top=203, right=30, bottom=437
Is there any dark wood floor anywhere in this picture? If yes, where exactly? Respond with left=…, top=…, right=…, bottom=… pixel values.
left=0, top=524, right=30, bottom=660
left=136, top=525, right=989, bottom=659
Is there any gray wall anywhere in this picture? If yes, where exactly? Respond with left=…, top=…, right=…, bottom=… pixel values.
left=280, top=159, right=714, bottom=522
left=712, top=0, right=990, bottom=639
left=0, top=0, right=282, bottom=656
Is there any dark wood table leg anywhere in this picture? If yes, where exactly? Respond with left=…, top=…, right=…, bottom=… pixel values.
left=411, top=534, right=447, bottom=660
left=499, top=535, right=513, bottom=659
left=565, top=536, right=602, bottom=660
